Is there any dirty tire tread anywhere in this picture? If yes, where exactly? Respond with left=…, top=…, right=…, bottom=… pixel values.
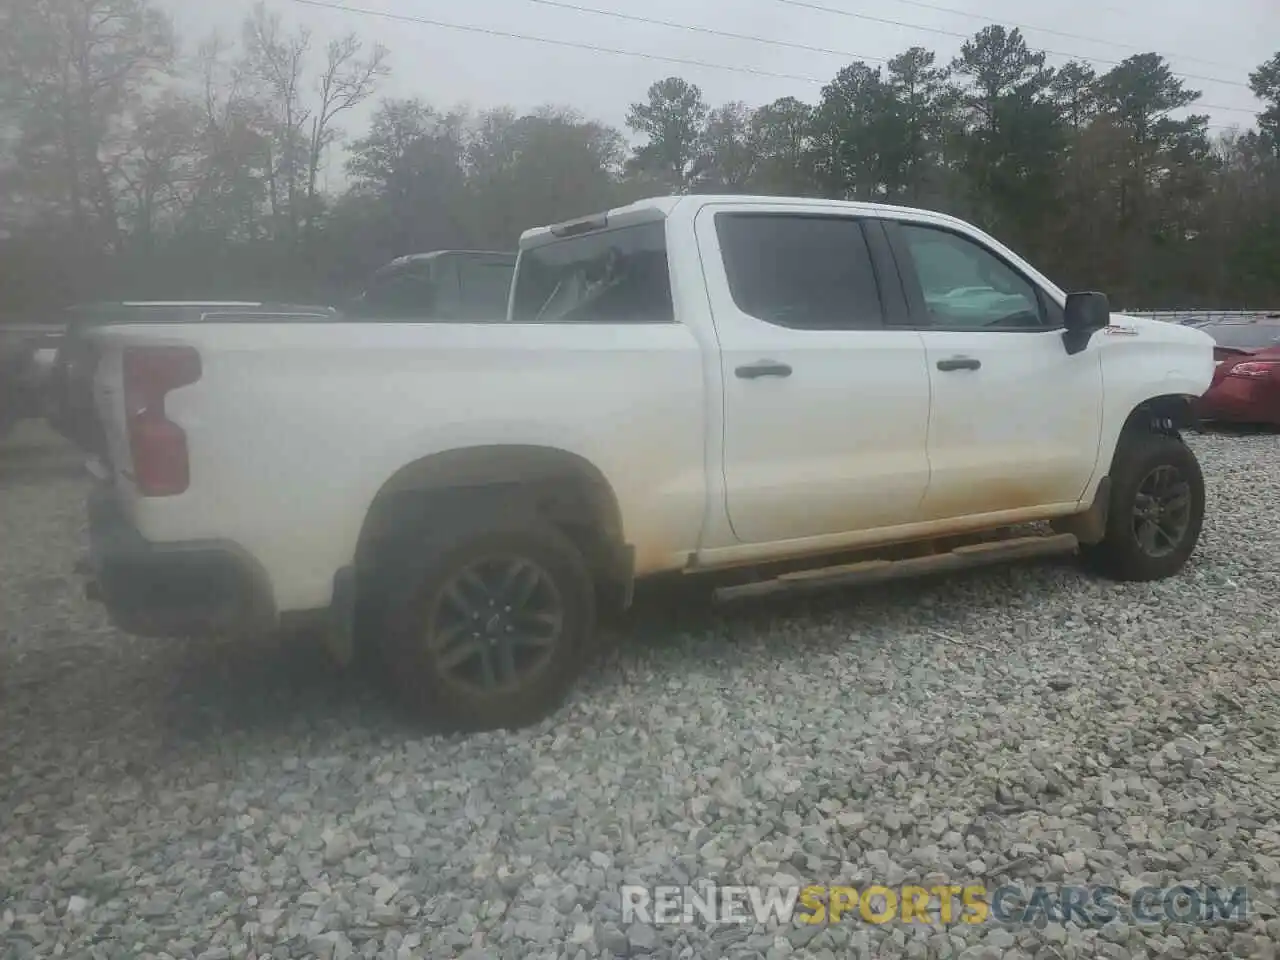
left=379, top=512, right=595, bottom=731
left=1080, top=430, right=1205, bottom=582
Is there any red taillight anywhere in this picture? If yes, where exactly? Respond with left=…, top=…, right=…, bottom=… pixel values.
left=122, top=346, right=201, bottom=496
left=1226, top=360, right=1280, bottom=380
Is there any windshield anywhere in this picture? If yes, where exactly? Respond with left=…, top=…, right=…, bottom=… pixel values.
left=1198, top=320, right=1280, bottom=350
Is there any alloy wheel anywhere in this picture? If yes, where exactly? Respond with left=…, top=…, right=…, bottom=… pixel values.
left=1131, top=464, right=1192, bottom=558
left=426, top=555, right=564, bottom=693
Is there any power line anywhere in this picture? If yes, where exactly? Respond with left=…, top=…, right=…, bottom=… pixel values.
left=509, top=0, right=1258, bottom=116
left=519, top=0, right=889, bottom=64
left=1196, top=102, right=1266, bottom=117
left=285, top=0, right=1247, bottom=129
left=769, top=0, right=1257, bottom=91
left=288, top=0, right=827, bottom=83
left=873, top=0, right=1237, bottom=70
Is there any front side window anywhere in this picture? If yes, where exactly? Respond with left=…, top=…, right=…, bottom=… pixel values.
left=510, top=221, right=673, bottom=324
left=714, top=213, right=883, bottom=330
left=899, top=224, right=1047, bottom=330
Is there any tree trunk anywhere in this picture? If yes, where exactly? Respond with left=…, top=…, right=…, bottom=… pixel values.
left=264, top=141, right=280, bottom=239
left=305, top=116, right=321, bottom=245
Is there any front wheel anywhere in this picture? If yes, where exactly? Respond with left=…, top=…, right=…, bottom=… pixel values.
left=1080, top=431, right=1205, bottom=582
left=380, top=515, right=596, bottom=731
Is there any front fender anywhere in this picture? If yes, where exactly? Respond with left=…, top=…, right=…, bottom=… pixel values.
left=1086, top=316, right=1214, bottom=497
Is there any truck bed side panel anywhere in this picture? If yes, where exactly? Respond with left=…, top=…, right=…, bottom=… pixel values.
left=90, top=321, right=707, bottom=612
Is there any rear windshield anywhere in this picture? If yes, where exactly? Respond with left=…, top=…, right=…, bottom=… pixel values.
left=510, top=221, right=673, bottom=324
left=1199, top=321, right=1280, bottom=350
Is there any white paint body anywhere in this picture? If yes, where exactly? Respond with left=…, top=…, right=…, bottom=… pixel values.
left=88, top=195, right=1215, bottom=615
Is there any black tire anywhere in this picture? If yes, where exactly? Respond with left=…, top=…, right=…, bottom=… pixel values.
left=378, top=511, right=596, bottom=731
left=1080, top=430, right=1204, bottom=582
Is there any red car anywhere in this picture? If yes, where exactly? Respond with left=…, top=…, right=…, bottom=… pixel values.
left=1193, top=316, right=1280, bottom=426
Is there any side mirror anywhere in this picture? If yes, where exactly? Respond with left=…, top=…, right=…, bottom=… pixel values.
left=1063, top=291, right=1110, bottom=355
left=1064, top=291, right=1110, bottom=332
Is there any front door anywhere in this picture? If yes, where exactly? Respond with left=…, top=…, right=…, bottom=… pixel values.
left=695, top=205, right=932, bottom=544
left=885, top=219, right=1104, bottom=521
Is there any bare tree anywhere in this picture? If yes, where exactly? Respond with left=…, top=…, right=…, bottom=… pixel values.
left=241, top=1, right=310, bottom=242
left=238, top=4, right=387, bottom=244
left=115, top=93, right=202, bottom=243
left=190, top=35, right=276, bottom=240
left=0, top=0, right=174, bottom=246
left=305, top=35, right=389, bottom=237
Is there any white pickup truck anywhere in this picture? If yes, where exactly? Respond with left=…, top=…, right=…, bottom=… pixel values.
left=83, top=195, right=1215, bottom=729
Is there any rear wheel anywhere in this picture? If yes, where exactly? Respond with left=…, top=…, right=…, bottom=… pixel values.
left=379, top=513, right=595, bottom=730
left=1080, top=431, right=1204, bottom=581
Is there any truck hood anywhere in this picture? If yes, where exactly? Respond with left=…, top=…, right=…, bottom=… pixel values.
left=1107, top=313, right=1216, bottom=349
left=1104, top=312, right=1215, bottom=400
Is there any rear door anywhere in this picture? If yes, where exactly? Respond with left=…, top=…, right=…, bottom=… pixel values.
left=882, top=217, right=1104, bottom=520
left=694, top=204, right=931, bottom=544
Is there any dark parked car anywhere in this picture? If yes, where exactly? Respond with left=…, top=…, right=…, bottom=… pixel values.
left=1193, top=315, right=1280, bottom=425
left=0, top=325, right=64, bottom=440
left=0, top=340, right=33, bottom=439
left=46, top=250, right=515, bottom=452
left=345, top=250, right=515, bottom=320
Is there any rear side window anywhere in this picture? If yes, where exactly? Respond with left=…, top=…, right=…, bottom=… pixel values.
left=510, top=221, right=674, bottom=324
left=456, top=258, right=515, bottom=320
left=361, top=262, right=440, bottom=318
left=714, top=213, right=883, bottom=330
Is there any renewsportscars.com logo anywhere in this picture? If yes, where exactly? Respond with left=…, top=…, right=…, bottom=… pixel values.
left=621, top=883, right=1249, bottom=928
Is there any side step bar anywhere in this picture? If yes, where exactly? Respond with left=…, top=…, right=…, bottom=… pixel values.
left=713, top=533, right=1079, bottom=603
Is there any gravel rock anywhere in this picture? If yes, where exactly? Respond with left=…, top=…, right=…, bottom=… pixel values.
left=626, top=920, right=658, bottom=952
left=3, top=425, right=1280, bottom=959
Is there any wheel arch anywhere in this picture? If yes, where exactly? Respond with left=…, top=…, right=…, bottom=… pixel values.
left=354, top=444, right=632, bottom=598
left=1075, top=425, right=1205, bottom=581
left=1118, top=393, right=1199, bottom=439
left=1103, top=392, right=1201, bottom=492
left=1065, top=393, right=1200, bottom=546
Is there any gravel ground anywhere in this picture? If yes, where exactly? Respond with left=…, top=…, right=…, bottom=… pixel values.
left=2, top=423, right=1279, bottom=960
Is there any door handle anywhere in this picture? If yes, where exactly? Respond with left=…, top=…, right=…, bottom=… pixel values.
left=736, top=360, right=792, bottom=379
left=936, top=356, right=981, bottom=372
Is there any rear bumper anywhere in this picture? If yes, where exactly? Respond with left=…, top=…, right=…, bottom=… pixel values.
left=86, top=486, right=278, bottom=639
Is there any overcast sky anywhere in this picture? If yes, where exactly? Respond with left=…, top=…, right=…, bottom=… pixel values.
left=158, top=0, right=1274, bottom=142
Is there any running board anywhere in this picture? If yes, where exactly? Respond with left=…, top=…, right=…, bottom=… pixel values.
left=712, top=533, right=1079, bottom=603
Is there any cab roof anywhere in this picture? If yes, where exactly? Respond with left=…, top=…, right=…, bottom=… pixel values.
left=519, top=194, right=973, bottom=249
